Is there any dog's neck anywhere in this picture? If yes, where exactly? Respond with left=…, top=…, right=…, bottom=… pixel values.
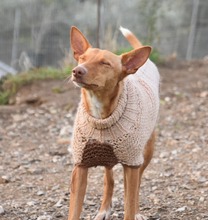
left=81, top=82, right=123, bottom=119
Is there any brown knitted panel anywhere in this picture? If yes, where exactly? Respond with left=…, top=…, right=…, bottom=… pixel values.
left=79, top=139, right=118, bottom=167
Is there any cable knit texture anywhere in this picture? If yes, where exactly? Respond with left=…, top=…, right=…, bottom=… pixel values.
left=72, top=59, right=160, bottom=167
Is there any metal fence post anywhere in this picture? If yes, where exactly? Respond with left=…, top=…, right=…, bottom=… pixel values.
left=11, top=8, right=21, bottom=67
left=186, top=0, right=200, bottom=60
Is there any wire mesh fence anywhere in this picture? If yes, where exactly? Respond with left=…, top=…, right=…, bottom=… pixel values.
left=0, top=0, right=208, bottom=74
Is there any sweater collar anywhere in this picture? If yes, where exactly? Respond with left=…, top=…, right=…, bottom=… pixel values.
left=81, top=81, right=128, bottom=130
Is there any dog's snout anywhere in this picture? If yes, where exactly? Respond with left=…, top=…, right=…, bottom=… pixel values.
left=72, top=66, right=86, bottom=78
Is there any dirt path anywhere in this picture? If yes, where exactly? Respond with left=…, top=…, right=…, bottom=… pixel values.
left=0, top=60, right=208, bottom=220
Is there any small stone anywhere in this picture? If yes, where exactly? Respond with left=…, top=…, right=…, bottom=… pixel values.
left=26, top=109, right=36, bottom=114
left=52, top=156, right=61, bottom=163
left=49, top=108, right=57, bottom=114
left=52, top=185, right=60, bottom=191
left=0, top=176, right=10, bottom=184
left=68, top=145, right=73, bottom=154
left=59, top=125, right=73, bottom=136
left=171, top=149, right=178, bottom=155
left=200, top=91, right=208, bottom=98
left=27, top=201, right=36, bottom=206
left=85, top=200, right=96, bottom=206
left=12, top=114, right=26, bottom=122
left=159, top=152, right=169, bottom=158
left=152, top=186, right=157, bottom=191
left=37, top=191, right=45, bottom=196
left=37, top=215, right=52, bottom=220
left=28, top=167, right=45, bottom=175
left=0, top=206, right=5, bottom=214
left=199, top=197, right=205, bottom=202
left=112, top=212, right=119, bottom=218
left=57, top=138, right=70, bottom=145
left=54, top=199, right=63, bottom=208
left=176, top=206, right=187, bottom=212
left=164, top=96, right=171, bottom=102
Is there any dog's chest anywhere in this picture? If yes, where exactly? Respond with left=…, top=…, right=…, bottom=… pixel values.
left=88, top=95, right=103, bottom=119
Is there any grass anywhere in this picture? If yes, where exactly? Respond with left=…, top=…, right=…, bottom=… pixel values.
left=0, top=67, right=72, bottom=105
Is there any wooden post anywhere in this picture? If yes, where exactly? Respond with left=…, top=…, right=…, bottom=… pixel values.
left=186, top=0, right=200, bottom=60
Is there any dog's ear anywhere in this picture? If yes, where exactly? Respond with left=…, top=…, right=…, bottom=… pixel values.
left=70, top=26, right=91, bottom=61
left=121, top=46, right=151, bottom=77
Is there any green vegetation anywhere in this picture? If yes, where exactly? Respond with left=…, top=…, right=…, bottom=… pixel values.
left=115, top=47, right=133, bottom=56
left=149, top=48, right=161, bottom=64
left=0, top=67, right=72, bottom=105
left=116, top=47, right=162, bottom=64
left=0, top=91, right=10, bottom=105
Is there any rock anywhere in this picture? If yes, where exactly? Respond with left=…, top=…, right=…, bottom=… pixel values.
left=37, top=191, right=45, bottom=196
left=54, top=199, right=63, bottom=208
left=200, top=91, right=208, bottom=98
left=112, top=213, right=119, bottom=218
left=49, top=108, right=57, bottom=114
left=164, top=96, right=171, bottom=102
left=12, top=114, right=27, bottom=122
left=59, top=125, right=73, bottom=136
left=84, top=200, right=96, bottom=206
left=0, top=206, right=5, bottom=214
left=37, top=215, right=52, bottom=220
left=51, top=185, right=60, bottom=191
left=176, top=206, right=187, bottom=212
left=27, top=201, right=36, bottom=206
left=68, top=145, right=73, bottom=154
left=57, top=137, right=70, bottom=145
left=199, top=197, right=205, bottom=202
left=0, top=176, right=10, bottom=184
left=52, top=156, right=61, bottom=163
left=159, top=152, right=169, bottom=158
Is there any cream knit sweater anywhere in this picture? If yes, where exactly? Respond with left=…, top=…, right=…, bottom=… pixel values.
left=72, top=59, right=160, bottom=167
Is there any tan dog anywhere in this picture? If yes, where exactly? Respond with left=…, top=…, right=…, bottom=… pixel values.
left=68, top=26, right=160, bottom=220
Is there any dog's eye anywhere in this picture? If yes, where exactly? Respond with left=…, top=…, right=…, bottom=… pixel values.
left=100, top=61, right=111, bottom=66
left=79, top=56, right=85, bottom=62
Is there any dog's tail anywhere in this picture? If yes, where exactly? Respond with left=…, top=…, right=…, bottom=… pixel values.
left=119, top=26, right=143, bottom=49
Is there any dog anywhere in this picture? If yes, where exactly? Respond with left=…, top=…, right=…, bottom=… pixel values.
left=68, top=26, right=160, bottom=220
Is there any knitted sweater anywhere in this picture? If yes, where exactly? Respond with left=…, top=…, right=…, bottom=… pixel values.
left=72, top=59, right=160, bottom=167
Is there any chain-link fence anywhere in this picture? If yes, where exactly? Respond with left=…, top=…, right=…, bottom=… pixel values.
left=0, top=0, right=208, bottom=74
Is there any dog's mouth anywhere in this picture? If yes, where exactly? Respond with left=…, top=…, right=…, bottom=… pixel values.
left=71, top=77, right=98, bottom=89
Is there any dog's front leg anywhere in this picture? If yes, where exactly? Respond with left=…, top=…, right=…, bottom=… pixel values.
left=123, top=165, right=140, bottom=220
left=94, top=167, right=114, bottom=220
left=68, top=166, right=88, bottom=220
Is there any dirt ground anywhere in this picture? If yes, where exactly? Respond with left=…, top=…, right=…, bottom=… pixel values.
left=0, top=60, right=208, bottom=220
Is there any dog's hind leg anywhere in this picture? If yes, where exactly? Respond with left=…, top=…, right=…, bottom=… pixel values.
left=135, top=131, right=155, bottom=220
left=94, top=167, right=114, bottom=220
left=68, top=166, right=88, bottom=220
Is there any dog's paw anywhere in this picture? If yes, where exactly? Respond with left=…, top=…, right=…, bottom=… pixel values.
left=135, top=213, right=147, bottom=220
left=94, top=209, right=111, bottom=220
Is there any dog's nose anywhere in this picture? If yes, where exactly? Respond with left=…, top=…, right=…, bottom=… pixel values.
left=72, top=66, right=87, bottom=78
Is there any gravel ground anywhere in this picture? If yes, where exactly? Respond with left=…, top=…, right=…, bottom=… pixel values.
left=0, top=60, right=208, bottom=220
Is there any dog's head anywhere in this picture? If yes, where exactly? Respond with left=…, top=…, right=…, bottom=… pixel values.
left=70, top=26, right=151, bottom=91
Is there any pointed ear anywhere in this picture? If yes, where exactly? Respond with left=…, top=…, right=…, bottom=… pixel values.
left=70, top=26, right=91, bottom=61
left=121, top=46, right=151, bottom=76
